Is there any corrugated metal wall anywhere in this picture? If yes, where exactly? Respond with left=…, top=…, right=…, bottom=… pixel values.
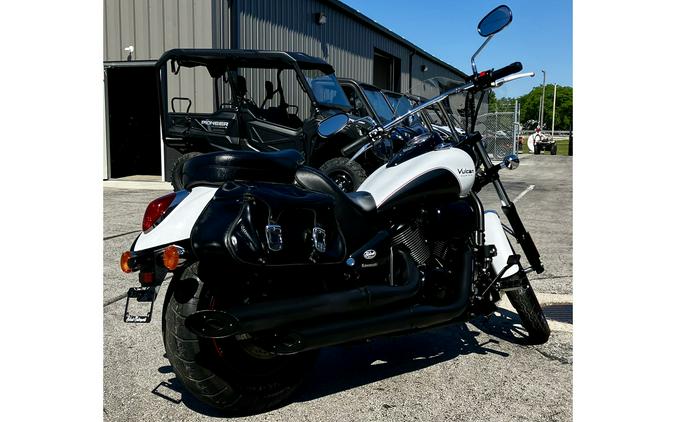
left=237, top=0, right=464, bottom=117
left=104, top=0, right=464, bottom=115
left=104, top=0, right=221, bottom=112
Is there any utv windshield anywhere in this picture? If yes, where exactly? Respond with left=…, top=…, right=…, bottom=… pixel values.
left=361, top=86, right=395, bottom=123
left=302, top=69, right=351, bottom=109
left=384, top=92, right=413, bottom=116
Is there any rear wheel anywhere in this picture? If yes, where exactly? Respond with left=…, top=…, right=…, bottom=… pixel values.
left=506, top=278, right=550, bottom=344
left=550, top=144, right=558, bottom=155
left=533, top=145, right=541, bottom=155
left=319, top=157, right=367, bottom=192
left=170, top=152, right=201, bottom=191
left=163, top=263, right=318, bottom=415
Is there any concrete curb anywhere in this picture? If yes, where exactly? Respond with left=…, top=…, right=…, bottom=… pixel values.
left=103, top=180, right=173, bottom=191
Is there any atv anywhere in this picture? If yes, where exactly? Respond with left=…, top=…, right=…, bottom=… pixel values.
left=526, top=127, right=557, bottom=155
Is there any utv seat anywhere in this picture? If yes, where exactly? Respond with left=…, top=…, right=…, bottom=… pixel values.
left=294, top=166, right=377, bottom=248
left=181, top=150, right=304, bottom=190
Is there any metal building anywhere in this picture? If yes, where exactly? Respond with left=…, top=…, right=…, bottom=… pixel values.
left=103, top=0, right=468, bottom=180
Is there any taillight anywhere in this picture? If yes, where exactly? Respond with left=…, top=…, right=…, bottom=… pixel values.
left=142, top=192, right=176, bottom=232
left=120, top=251, right=134, bottom=273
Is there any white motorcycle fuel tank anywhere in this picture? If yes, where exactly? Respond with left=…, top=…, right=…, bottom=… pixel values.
left=358, top=147, right=476, bottom=208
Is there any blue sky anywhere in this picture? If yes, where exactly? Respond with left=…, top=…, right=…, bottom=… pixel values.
left=340, top=0, right=572, bottom=98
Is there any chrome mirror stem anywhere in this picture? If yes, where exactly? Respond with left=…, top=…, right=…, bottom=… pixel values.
left=471, top=35, right=493, bottom=76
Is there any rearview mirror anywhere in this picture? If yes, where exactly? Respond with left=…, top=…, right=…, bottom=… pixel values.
left=477, top=5, right=512, bottom=37
left=317, top=113, right=349, bottom=138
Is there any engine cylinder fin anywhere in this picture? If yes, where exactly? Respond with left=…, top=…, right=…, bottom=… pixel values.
left=392, top=225, right=430, bottom=265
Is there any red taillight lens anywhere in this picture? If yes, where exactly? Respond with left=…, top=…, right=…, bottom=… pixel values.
left=142, top=192, right=176, bottom=232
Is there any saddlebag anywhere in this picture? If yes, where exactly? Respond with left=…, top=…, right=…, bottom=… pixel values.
left=190, top=181, right=346, bottom=266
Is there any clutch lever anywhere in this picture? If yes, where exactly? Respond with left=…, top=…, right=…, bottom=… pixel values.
left=492, top=72, right=535, bottom=88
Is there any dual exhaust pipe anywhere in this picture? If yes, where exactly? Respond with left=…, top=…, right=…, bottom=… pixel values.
left=185, top=248, right=473, bottom=355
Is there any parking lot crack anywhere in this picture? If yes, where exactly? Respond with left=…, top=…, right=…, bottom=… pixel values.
left=104, top=230, right=141, bottom=241
left=104, top=292, right=128, bottom=307
left=532, top=347, right=571, bottom=365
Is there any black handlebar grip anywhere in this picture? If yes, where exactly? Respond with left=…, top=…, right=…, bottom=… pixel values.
left=341, top=135, right=371, bottom=156
left=492, top=62, right=523, bottom=81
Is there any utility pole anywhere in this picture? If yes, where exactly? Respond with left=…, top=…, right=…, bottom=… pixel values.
left=538, top=70, right=546, bottom=129
left=551, top=84, right=557, bottom=137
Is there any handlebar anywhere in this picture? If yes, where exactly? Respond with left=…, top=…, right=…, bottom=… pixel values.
left=492, top=61, right=522, bottom=81
left=339, top=66, right=532, bottom=159
left=341, top=134, right=371, bottom=156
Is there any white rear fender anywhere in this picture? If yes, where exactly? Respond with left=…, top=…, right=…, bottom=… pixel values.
left=132, top=187, right=218, bottom=253
left=484, top=211, right=519, bottom=278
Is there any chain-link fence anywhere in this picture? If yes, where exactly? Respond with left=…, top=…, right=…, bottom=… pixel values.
left=476, top=101, right=521, bottom=161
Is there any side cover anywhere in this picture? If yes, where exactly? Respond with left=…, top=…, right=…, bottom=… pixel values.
left=484, top=211, right=518, bottom=278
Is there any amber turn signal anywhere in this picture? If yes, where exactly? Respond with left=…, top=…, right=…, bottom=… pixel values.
left=163, top=245, right=182, bottom=271
left=120, top=251, right=133, bottom=273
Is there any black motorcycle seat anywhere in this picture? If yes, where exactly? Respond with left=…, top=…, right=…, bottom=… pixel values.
left=182, top=149, right=304, bottom=189
left=294, top=166, right=376, bottom=248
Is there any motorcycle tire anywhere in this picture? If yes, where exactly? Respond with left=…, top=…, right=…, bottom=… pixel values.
left=162, top=263, right=318, bottom=415
left=533, top=145, right=540, bottom=155
left=550, top=144, right=558, bottom=155
left=170, top=152, right=201, bottom=191
left=319, top=157, right=367, bottom=192
left=506, top=278, right=551, bottom=345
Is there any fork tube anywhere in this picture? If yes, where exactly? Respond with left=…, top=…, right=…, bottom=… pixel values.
left=474, top=136, right=512, bottom=206
left=474, top=134, right=544, bottom=273
left=470, top=192, right=485, bottom=247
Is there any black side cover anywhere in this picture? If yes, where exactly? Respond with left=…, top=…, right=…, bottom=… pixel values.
left=190, top=181, right=346, bottom=266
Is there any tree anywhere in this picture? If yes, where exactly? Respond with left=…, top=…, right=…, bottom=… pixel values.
left=517, top=84, right=573, bottom=130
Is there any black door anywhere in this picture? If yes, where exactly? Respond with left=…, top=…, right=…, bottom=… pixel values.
left=106, top=65, right=161, bottom=178
left=373, top=49, right=401, bottom=92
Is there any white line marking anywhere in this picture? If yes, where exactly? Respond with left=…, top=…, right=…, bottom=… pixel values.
left=513, top=184, right=535, bottom=203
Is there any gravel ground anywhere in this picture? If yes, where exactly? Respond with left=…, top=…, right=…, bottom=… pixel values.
left=103, top=154, right=572, bottom=421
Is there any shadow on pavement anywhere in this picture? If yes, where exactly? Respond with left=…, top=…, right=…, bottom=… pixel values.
left=470, top=307, right=531, bottom=345
left=294, top=322, right=508, bottom=403
left=151, top=320, right=519, bottom=417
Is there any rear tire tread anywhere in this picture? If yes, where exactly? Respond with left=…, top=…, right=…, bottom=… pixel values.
left=162, top=263, right=317, bottom=415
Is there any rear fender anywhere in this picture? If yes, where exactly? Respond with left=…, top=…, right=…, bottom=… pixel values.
left=132, top=187, right=218, bottom=253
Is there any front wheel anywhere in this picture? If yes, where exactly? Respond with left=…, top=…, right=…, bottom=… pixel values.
left=319, top=157, right=367, bottom=192
left=550, top=144, right=558, bottom=155
left=162, top=264, right=318, bottom=415
left=506, top=278, right=551, bottom=344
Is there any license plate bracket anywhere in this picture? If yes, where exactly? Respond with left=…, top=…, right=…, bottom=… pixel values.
left=123, top=286, right=158, bottom=323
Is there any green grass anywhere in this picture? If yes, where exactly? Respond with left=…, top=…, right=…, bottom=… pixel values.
left=520, top=139, right=569, bottom=156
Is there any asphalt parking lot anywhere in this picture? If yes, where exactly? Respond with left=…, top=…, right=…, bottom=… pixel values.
left=103, top=154, right=572, bottom=422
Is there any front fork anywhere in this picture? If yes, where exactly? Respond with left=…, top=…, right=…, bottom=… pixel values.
left=471, top=134, right=544, bottom=275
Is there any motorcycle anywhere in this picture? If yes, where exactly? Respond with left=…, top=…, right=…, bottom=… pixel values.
left=119, top=5, right=549, bottom=415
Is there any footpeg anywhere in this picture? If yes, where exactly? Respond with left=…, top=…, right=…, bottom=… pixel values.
left=123, top=286, right=158, bottom=323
